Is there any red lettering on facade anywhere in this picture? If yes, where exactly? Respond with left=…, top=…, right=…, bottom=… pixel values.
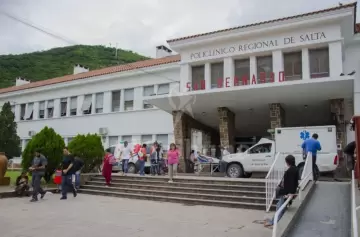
left=269, top=72, right=275, bottom=83
left=234, top=76, right=239, bottom=86
left=186, top=82, right=191, bottom=91
left=217, top=78, right=223, bottom=88
left=259, top=72, right=266, bottom=84
left=241, top=75, right=248, bottom=85
left=279, top=71, right=285, bottom=82
left=225, top=77, right=230, bottom=87
left=251, top=74, right=257, bottom=84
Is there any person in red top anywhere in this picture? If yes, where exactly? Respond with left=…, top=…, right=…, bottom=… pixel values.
left=53, top=167, right=62, bottom=192
left=102, top=148, right=115, bottom=186
left=138, top=144, right=147, bottom=176
left=167, top=143, right=180, bottom=183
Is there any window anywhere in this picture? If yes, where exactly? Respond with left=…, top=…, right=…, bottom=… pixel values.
left=82, top=94, right=92, bottom=115
left=24, top=103, right=34, bottom=120
left=249, top=143, right=272, bottom=154
left=11, top=105, right=15, bottom=114
left=143, top=86, right=155, bottom=96
left=109, top=136, right=118, bottom=146
left=47, top=100, right=54, bottom=118
left=191, top=65, right=205, bottom=90
left=70, top=97, right=77, bottom=116
left=256, top=56, right=273, bottom=83
left=141, top=135, right=152, bottom=144
left=156, top=134, right=168, bottom=150
left=122, top=135, right=132, bottom=143
left=157, top=83, right=170, bottom=95
left=143, top=101, right=153, bottom=109
left=284, top=52, right=302, bottom=81
left=39, top=101, right=45, bottom=119
left=234, top=59, right=250, bottom=86
left=60, top=98, right=67, bottom=117
left=309, top=48, right=329, bottom=78
left=211, top=62, right=224, bottom=88
left=95, top=93, right=104, bottom=113
left=124, top=89, right=134, bottom=111
left=111, top=91, right=121, bottom=112
left=20, top=104, right=26, bottom=120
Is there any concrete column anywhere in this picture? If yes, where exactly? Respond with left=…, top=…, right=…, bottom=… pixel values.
left=91, top=94, right=96, bottom=114
left=77, top=95, right=84, bottom=116
left=103, top=91, right=112, bottom=113
left=33, top=102, right=39, bottom=120
left=217, top=107, right=235, bottom=153
left=53, top=98, right=60, bottom=118
left=269, top=103, right=285, bottom=130
left=172, top=111, right=189, bottom=172
left=250, top=56, right=257, bottom=81
left=134, top=87, right=142, bottom=110
left=329, top=41, right=343, bottom=77
left=302, top=48, right=310, bottom=80
left=204, top=63, right=211, bottom=90
left=330, top=99, right=345, bottom=149
left=180, top=63, right=192, bottom=92
left=66, top=97, right=71, bottom=117
left=120, top=89, right=125, bottom=112
left=44, top=101, right=48, bottom=119
left=272, top=50, right=284, bottom=83
left=224, top=57, right=234, bottom=87
left=14, top=104, right=20, bottom=122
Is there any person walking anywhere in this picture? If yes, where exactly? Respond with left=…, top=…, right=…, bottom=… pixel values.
left=72, top=157, right=84, bottom=190
left=150, top=142, right=159, bottom=176
left=102, top=148, right=115, bottom=186
left=167, top=143, right=180, bottom=183
left=139, top=144, right=147, bottom=176
left=120, top=141, right=133, bottom=176
left=60, top=147, right=77, bottom=200
left=301, top=133, right=321, bottom=181
left=29, top=150, right=47, bottom=202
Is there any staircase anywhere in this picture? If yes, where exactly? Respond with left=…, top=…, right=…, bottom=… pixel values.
left=80, top=174, right=275, bottom=210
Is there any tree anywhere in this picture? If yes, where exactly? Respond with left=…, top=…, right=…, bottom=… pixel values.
left=68, top=134, right=104, bottom=173
left=21, top=126, right=64, bottom=182
left=0, top=102, right=21, bottom=158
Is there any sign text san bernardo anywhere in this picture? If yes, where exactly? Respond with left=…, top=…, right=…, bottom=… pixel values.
left=190, top=32, right=326, bottom=60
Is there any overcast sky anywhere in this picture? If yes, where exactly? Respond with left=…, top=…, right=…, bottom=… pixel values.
left=0, top=0, right=358, bottom=57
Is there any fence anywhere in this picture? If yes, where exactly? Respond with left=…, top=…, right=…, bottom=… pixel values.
left=351, top=170, right=359, bottom=237
left=272, top=152, right=313, bottom=237
left=265, top=152, right=285, bottom=212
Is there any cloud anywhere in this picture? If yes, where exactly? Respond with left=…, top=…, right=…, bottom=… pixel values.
left=0, top=0, right=357, bottom=57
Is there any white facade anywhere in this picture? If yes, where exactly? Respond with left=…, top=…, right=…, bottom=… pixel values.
left=0, top=3, right=359, bottom=151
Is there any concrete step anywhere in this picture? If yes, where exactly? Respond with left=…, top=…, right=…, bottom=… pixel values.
left=79, top=188, right=275, bottom=211
left=92, top=175, right=265, bottom=186
left=90, top=178, right=265, bottom=192
left=82, top=184, right=266, bottom=203
left=86, top=181, right=266, bottom=197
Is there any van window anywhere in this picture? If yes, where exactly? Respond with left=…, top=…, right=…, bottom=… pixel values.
left=249, top=143, right=272, bottom=154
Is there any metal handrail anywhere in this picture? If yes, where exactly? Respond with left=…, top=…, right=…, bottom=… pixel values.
left=352, top=170, right=358, bottom=237
left=266, top=152, right=280, bottom=179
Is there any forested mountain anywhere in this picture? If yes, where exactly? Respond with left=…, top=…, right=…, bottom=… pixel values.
left=0, top=45, right=149, bottom=88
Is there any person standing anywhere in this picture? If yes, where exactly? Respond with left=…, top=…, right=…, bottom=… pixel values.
left=61, top=147, right=77, bottom=200
left=103, top=148, right=115, bottom=186
left=150, top=142, right=159, bottom=176
left=301, top=133, right=322, bottom=181
left=167, top=143, right=180, bottom=183
left=29, top=150, right=47, bottom=202
left=72, top=157, right=84, bottom=189
left=139, top=144, right=147, bottom=176
left=120, top=141, right=133, bottom=176
left=344, top=141, right=356, bottom=171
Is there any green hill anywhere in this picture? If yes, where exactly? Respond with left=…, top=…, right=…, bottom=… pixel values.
left=0, top=45, right=150, bottom=88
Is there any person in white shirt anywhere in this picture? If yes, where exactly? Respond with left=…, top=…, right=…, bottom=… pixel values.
left=120, top=141, right=133, bottom=175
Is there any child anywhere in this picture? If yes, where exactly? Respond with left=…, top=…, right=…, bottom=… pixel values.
left=15, top=171, right=30, bottom=197
left=53, top=167, right=62, bottom=193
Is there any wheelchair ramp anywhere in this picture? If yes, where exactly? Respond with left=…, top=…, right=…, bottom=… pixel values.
left=287, top=182, right=351, bottom=237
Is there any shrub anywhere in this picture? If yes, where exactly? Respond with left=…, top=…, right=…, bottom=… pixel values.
left=68, top=134, right=104, bottom=173
left=21, top=126, right=64, bottom=182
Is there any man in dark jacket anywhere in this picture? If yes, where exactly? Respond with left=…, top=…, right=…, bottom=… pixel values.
left=264, top=155, right=298, bottom=227
left=344, top=141, right=356, bottom=171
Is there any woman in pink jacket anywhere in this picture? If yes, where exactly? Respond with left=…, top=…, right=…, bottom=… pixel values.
left=167, top=143, right=180, bottom=183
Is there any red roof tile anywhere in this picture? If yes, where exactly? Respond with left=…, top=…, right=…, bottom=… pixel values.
left=0, top=55, right=181, bottom=95
left=167, top=2, right=357, bottom=43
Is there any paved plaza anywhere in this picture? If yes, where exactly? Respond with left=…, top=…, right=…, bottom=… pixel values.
left=0, top=193, right=271, bottom=237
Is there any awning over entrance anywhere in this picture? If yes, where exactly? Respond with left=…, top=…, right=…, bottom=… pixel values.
left=147, top=76, right=353, bottom=118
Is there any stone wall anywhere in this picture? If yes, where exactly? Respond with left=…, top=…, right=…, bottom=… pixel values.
left=172, top=110, right=219, bottom=172
left=217, top=107, right=235, bottom=153
left=330, top=99, right=345, bottom=148
left=269, top=103, right=285, bottom=129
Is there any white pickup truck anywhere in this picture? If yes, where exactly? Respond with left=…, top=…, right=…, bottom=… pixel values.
left=222, top=125, right=339, bottom=178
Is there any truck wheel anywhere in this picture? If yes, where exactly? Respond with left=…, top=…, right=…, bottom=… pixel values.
left=226, top=163, right=244, bottom=178
left=128, top=163, right=136, bottom=174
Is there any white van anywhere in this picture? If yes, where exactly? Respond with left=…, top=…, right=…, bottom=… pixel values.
left=222, top=125, right=338, bottom=178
